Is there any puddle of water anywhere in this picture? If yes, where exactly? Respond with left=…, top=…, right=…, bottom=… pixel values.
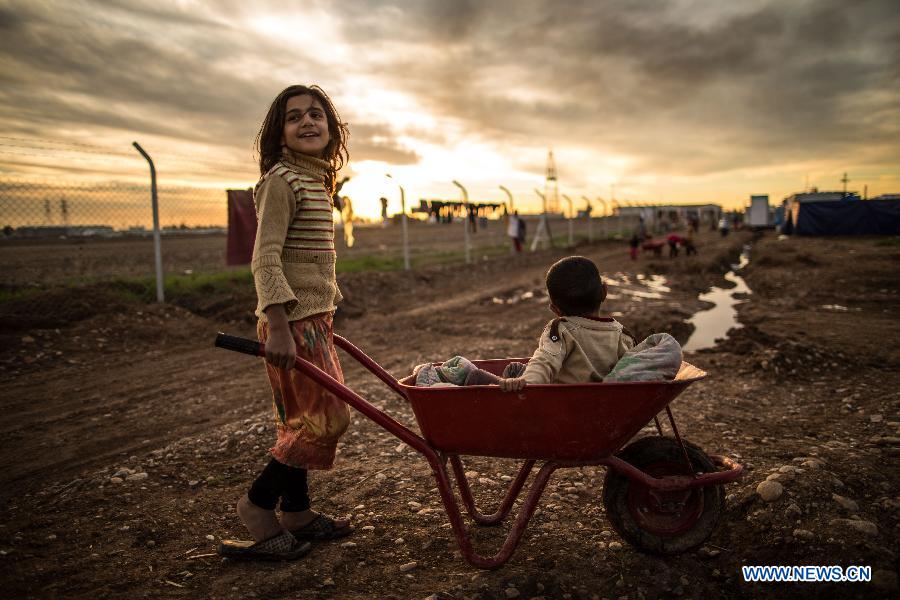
left=683, top=248, right=752, bottom=352
left=821, top=304, right=861, bottom=312
left=621, top=289, right=664, bottom=299
left=491, top=288, right=544, bottom=305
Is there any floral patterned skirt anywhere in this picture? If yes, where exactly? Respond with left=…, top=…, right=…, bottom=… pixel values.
left=257, top=312, right=350, bottom=469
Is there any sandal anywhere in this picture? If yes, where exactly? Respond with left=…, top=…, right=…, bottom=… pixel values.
left=289, top=514, right=353, bottom=541
left=218, top=531, right=311, bottom=561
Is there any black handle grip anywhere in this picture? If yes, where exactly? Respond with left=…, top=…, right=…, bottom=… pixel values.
left=215, top=332, right=263, bottom=357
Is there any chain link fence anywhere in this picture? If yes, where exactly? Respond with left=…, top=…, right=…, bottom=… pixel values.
left=0, top=178, right=227, bottom=234
left=0, top=142, right=640, bottom=287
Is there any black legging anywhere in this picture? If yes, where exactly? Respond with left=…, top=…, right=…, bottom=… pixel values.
left=247, top=458, right=310, bottom=512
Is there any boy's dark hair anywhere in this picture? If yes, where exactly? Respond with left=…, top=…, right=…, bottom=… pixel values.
left=255, top=84, right=350, bottom=195
left=545, top=256, right=607, bottom=316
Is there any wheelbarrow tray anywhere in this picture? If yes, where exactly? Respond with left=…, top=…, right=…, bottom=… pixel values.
left=400, top=359, right=706, bottom=462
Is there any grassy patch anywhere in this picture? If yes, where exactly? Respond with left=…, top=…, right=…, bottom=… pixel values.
left=0, top=286, right=45, bottom=304
left=336, top=255, right=404, bottom=273
left=874, top=237, right=900, bottom=247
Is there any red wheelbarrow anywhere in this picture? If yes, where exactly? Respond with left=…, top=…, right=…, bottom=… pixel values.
left=215, top=333, right=743, bottom=569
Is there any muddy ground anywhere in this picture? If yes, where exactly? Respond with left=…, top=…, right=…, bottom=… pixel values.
left=1, top=229, right=898, bottom=599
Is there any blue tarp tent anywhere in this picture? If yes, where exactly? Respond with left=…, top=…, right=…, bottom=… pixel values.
left=791, top=198, right=900, bottom=235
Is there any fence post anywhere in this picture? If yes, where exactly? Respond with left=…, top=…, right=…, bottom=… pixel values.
left=132, top=142, right=164, bottom=303
left=452, top=180, right=470, bottom=264
left=386, top=174, right=410, bottom=270
left=499, top=186, right=514, bottom=253
left=581, top=195, right=593, bottom=242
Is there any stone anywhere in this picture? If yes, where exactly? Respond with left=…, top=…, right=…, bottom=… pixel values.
left=756, top=480, right=783, bottom=502
left=801, top=459, right=824, bottom=469
left=832, top=494, right=859, bottom=512
left=340, top=541, right=357, bottom=548
left=870, top=414, right=883, bottom=423
left=792, top=529, right=814, bottom=540
left=785, top=503, right=802, bottom=518
left=322, top=578, right=335, bottom=587
left=205, top=534, right=215, bottom=541
left=127, top=473, right=148, bottom=482
left=361, top=525, right=375, bottom=532
left=839, top=519, right=878, bottom=536
left=504, top=587, right=520, bottom=598
left=399, top=561, right=417, bottom=572
left=408, top=501, right=422, bottom=510
left=608, top=541, right=623, bottom=551
left=188, top=480, right=200, bottom=487
left=394, top=537, right=405, bottom=545
left=109, top=477, right=124, bottom=484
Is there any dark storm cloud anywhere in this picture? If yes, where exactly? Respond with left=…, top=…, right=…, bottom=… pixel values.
left=0, top=0, right=416, bottom=164
left=2, top=0, right=898, bottom=184
left=336, top=0, right=900, bottom=178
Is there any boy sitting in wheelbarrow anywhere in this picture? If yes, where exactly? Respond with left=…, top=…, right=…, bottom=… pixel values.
left=415, top=256, right=635, bottom=389
left=499, top=256, right=635, bottom=391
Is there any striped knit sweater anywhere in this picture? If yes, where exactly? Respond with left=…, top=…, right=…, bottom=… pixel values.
left=251, top=150, right=342, bottom=322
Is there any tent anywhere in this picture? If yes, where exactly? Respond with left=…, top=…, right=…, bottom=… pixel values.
left=791, top=198, right=900, bottom=236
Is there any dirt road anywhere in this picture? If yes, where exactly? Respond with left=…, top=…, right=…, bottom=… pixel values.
left=1, top=230, right=897, bottom=599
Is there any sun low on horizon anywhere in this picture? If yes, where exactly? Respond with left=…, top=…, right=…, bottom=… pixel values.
left=1, top=0, right=898, bottom=223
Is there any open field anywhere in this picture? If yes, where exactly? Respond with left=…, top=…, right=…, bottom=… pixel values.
left=0, top=215, right=637, bottom=285
left=1, top=230, right=898, bottom=599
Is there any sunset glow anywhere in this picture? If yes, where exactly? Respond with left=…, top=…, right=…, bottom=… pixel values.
left=1, top=0, right=898, bottom=222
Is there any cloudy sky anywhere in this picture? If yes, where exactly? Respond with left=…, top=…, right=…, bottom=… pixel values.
left=1, top=0, right=898, bottom=218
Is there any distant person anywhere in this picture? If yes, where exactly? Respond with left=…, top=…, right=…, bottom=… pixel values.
left=637, top=216, right=647, bottom=242
left=629, top=233, right=640, bottom=261
left=719, top=217, right=730, bottom=237
left=508, top=210, right=522, bottom=253
left=517, top=214, right=527, bottom=249
left=414, top=257, right=635, bottom=390
left=683, top=229, right=697, bottom=256
left=380, top=197, right=389, bottom=227
left=219, top=85, right=353, bottom=562
left=667, top=233, right=683, bottom=258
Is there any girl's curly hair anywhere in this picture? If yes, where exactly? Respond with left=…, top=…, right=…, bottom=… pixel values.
left=255, top=85, right=349, bottom=195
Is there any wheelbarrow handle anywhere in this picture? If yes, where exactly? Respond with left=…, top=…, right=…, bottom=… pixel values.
left=214, top=332, right=263, bottom=357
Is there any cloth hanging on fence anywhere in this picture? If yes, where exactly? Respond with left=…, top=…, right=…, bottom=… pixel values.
left=227, top=189, right=256, bottom=265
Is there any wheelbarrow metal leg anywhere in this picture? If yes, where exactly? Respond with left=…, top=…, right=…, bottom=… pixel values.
left=450, top=456, right=536, bottom=525
left=428, top=455, right=560, bottom=569
left=665, top=405, right=695, bottom=474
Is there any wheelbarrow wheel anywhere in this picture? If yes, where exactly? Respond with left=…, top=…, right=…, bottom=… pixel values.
left=602, top=436, right=724, bottom=555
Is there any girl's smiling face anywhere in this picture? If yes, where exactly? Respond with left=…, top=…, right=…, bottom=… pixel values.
left=281, top=94, right=330, bottom=158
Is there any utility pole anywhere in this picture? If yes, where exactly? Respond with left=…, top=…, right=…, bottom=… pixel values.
left=841, top=172, right=850, bottom=196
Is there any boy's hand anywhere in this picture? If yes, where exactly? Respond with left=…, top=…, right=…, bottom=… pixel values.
left=499, top=377, right=526, bottom=392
